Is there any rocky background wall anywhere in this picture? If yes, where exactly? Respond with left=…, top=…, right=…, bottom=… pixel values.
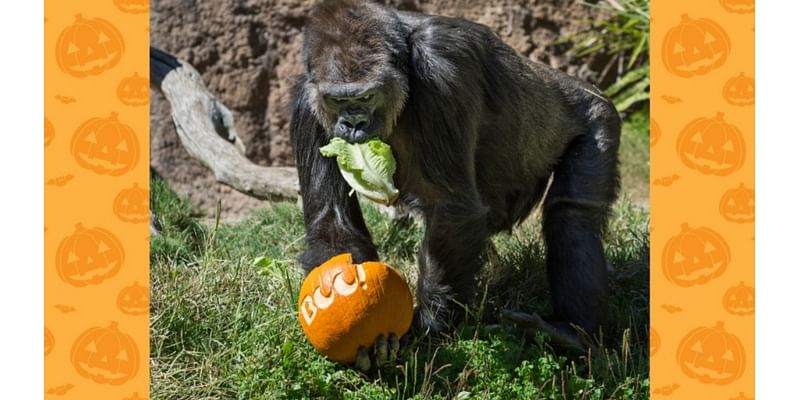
left=150, top=0, right=609, bottom=221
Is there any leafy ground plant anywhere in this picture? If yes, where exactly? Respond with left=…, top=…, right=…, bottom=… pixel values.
left=150, top=166, right=649, bottom=399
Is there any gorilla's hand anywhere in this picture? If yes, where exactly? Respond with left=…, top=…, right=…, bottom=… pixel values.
left=353, top=333, right=402, bottom=373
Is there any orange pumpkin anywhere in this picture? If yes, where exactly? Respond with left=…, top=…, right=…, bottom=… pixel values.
left=56, top=14, right=125, bottom=78
left=662, top=223, right=730, bottom=287
left=650, top=328, right=660, bottom=357
left=114, top=0, right=149, bottom=14
left=720, top=0, right=754, bottom=14
left=117, top=73, right=149, bottom=106
left=719, top=183, right=755, bottom=223
left=723, top=73, right=755, bottom=106
left=650, top=119, right=661, bottom=147
left=71, top=113, right=140, bottom=176
left=298, top=253, right=413, bottom=364
left=662, top=14, right=730, bottom=78
left=676, top=322, right=745, bottom=385
left=723, top=282, right=755, bottom=316
left=117, top=282, right=149, bottom=315
left=45, top=118, right=55, bottom=147
left=70, top=322, right=139, bottom=385
left=56, top=224, right=124, bottom=287
left=677, top=113, right=745, bottom=176
left=113, top=183, right=148, bottom=223
left=45, top=327, right=55, bottom=356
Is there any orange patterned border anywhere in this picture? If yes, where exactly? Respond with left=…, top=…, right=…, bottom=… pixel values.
left=651, top=0, right=754, bottom=398
left=44, top=1, right=149, bottom=398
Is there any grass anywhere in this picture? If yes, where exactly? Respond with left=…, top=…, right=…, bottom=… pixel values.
left=150, top=109, right=650, bottom=399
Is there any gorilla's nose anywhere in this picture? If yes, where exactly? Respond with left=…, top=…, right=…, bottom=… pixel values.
left=337, top=111, right=372, bottom=143
left=339, top=112, right=369, bottom=132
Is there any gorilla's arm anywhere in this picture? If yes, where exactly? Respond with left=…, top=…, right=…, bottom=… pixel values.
left=290, top=77, right=378, bottom=273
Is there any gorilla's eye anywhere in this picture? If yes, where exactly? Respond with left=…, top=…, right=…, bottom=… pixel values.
left=361, top=93, right=373, bottom=102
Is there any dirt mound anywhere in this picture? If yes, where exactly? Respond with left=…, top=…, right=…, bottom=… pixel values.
left=150, top=0, right=606, bottom=221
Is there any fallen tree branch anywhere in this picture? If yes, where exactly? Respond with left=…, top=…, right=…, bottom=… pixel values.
left=150, top=47, right=299, bottom=200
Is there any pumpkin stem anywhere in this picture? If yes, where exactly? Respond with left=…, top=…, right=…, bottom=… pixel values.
left=680, top=14, right=689, bottom=22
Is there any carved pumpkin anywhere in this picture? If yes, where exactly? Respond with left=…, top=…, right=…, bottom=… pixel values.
left=117, top=73, right=149, bottom=106
left=662, top=223, right=730, bottom=287
left=663, top=14, right=730, bottom=78
left=56, top=14, right=125, bottom=78
left=70, top=322, right=139, bottom=385
left=723, top=73, right=755, bottom=106
left=723, top=282, right=755, bottom=316
left=650, top=328, right=660, bottom=357
left=719, top=183, right=755, bottom=223
left=720, top=0, right=755, bottom=14
left=677, top=113, right=745, bottom=176
left=298, top=253, right=413, bottom=363
left=117, top=282, right=149, bottom=315
left=45, top=118, right=55, bottom=147
left=56, top=224, right=124, bottom=287
left=676, top=322, right=746, bottom=385
left=113, top=183, right=148, bottom=223
left=114, top=0, right=149, bottom=14
left=71, top=113, right=140, bottom=176
left=651, top=119, right=661, bottom=147
left=45, top=327, right=55, bottom=356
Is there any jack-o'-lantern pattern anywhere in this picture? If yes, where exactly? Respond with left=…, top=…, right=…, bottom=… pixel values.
left=45, top=118, right=55, bottom=147
left=71, top=113, right=140, bottom=176
left=720, top=0, right=755, bottom=14
left=663, top=223, right=730, bottom=287
left=114, top=0, right=149, bottom=14
left=723, top=282, right=755, bottom=316
left=663, top=14, right=730, bottom=78
left=719, top=183, right=755, bottom=223
left=56, top=15, right=125, bottom=78
left=45, top=327, right=55, bottom=356
left=723, top=73, right=755, bottom=106
left=651, top=119, right=661, bottom=147
left=677, top=113, right=745, bottom=176
left=117, top=282, right=149, bottom=315
left=117, top=73, right=149, bottom=106
left=677, top=322, right=746, bottom=385
left=650, top=328, right=661, bottom=357
left=113, top=183, right=148, bottom=223
left=70, top=322, right=139, bottom=385
left=298, top=253, right=413, bottom=363
left=56, top=224, right=124, bottom=287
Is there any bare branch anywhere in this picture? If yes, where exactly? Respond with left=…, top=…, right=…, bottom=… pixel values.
left=150, top=47, right=299, bottom=200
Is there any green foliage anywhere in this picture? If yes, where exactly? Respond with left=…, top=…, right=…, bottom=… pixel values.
left=150, top=170, right=650, bottom=399
left=570, top=0, right=651, bottom=113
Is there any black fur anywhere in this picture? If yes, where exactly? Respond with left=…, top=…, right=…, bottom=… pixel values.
left=290, top=0, right=621, bottom=337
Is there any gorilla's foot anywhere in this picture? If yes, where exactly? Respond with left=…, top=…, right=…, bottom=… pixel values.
left=501, top=310, right=596, bottom=353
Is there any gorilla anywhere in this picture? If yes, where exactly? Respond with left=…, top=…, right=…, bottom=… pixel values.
left=290, top=0, right=620, bottom=368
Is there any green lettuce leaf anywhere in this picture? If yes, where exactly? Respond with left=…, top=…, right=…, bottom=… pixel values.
left=319, top=137, right=400, bottom=205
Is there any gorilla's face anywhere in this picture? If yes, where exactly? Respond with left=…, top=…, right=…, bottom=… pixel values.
left=302, top=3, right=409, bottom=143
